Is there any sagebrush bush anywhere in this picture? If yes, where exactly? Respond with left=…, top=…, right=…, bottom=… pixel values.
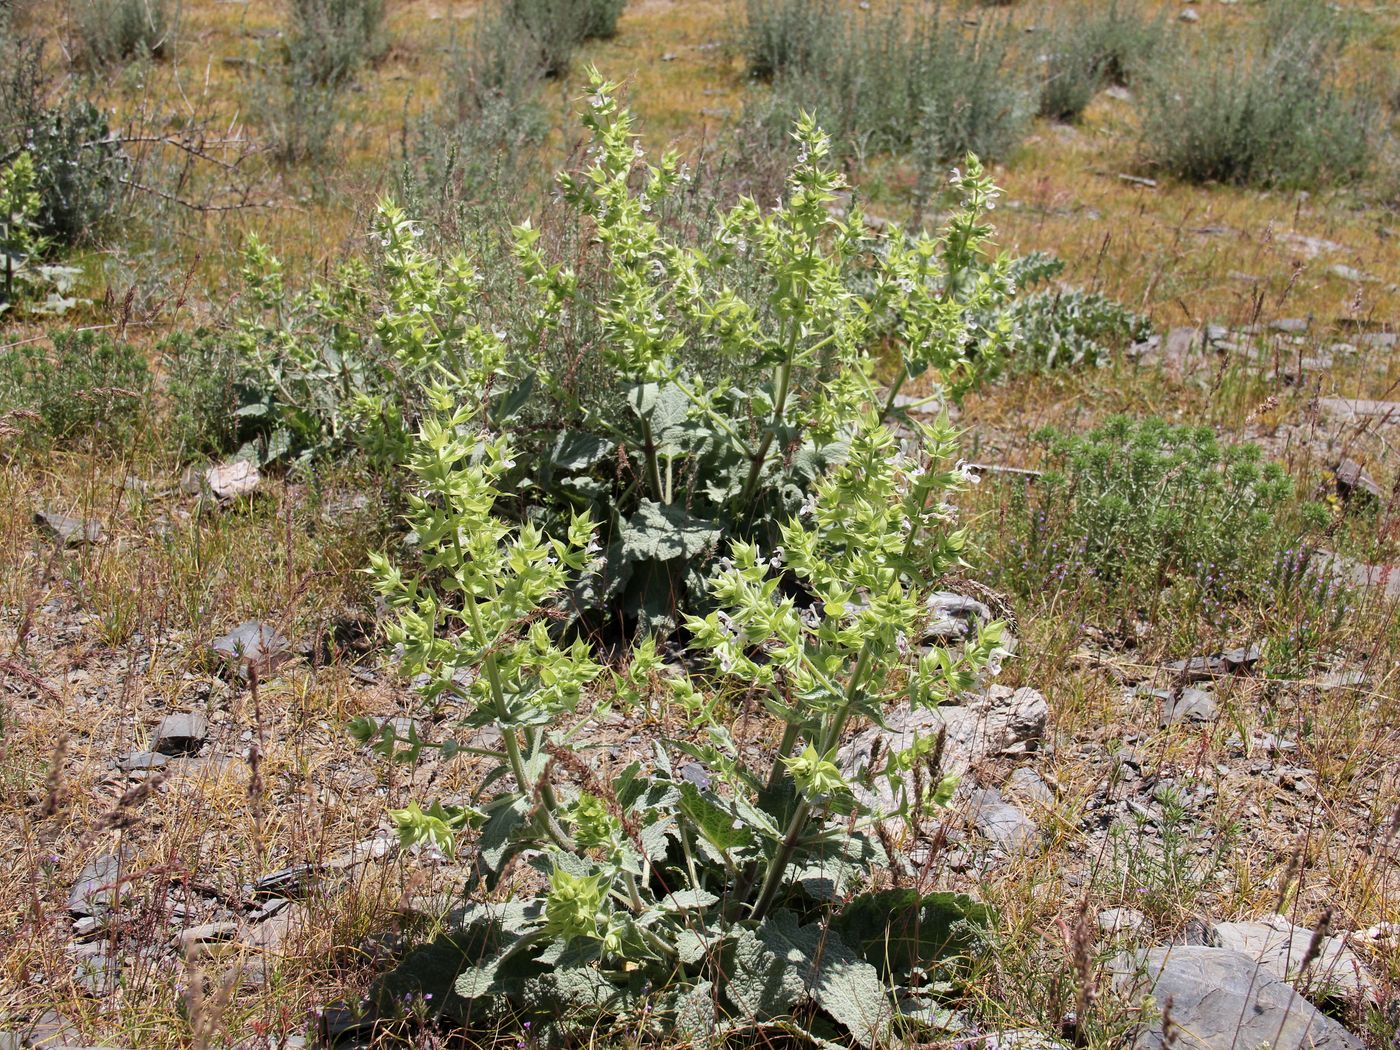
left=285, top=0, right=385, bottom=86
left=1037, top=2, right=1165, bottom=122
left=502, top=0, right=628, bottom=78
left=0, top=36, right=126, bottom=245
left=984, top=416, right=1296, bottom=623
left=741, top=0, right=840, bottom=80
left=746, top=3, right=1031, bottom=164
left=73, top=0, right=175, bottom=67
left=1138, top=0, right=1376, bottom=187
left=0, top=330, right=151, bottom=445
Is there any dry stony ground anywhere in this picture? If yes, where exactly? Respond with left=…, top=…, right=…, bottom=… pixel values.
left=3, top=0, right=1400, bottom=1048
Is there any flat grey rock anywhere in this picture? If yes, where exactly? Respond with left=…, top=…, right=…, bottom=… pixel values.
left=69, top=853, right=129, bottom=918
left=1161, top=687, right=1217, bottom=725
left=966, top=787, right=1039, bottom=854
left=1098, top=907, right=1148, bottom=937
left=1317, top=398, right=1400, bottom=426
left=1270, top=317, right=1310, bottom=334
left=1113, top=946, right=1363, bottom=1050
left=34, top=511, right=102, bottom=547
left=1211, top=914, right=1373, bottom=999
left=210, top=621, right=292, bottom=677
left=1004, top=767, right=1054, bottom=806
left=839, top=686, right=1048, bottom=817
left=150, top=712, right=208, bottom=756
left=1332, top=459, right=1382, bottom=502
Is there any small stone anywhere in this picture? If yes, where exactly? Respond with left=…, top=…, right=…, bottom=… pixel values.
left=205, top=460, right=261, bottom=500
left=1217, top=643, right=1262, bottom=671
left=34, top=511, right=102, bottom=547
left=1357, top=331, right=1397, bottom=349
left=966, top=787, right=1040, bottom=854
left=117, top=751, right=169, bottom=773
left=150, top=712, right=209, bottom=756
left=210, top=621, right=293, bottom=677
left=1163, top=655, right=1222, bottom=682
left=70, top=853, right=130, bottom=918
left=660, top=52, right=676, bottom=61
left=1270, top=317, right=1310, bottom=334
left=1161, top=687, right=1217, bottom=725
left=1178, top=7, right=1199, bottom=21
left=1332, top=459, right=1383, bottom=503
left=172, top=921, right=239, bottom=954
left=1329, top=264, right=1377, bottom=284
left=1098, top=907, right=1148, bottom=937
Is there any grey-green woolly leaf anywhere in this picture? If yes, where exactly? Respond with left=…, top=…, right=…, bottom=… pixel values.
left=473, top=796, right=532, bottom=890
left=453, top=955, right=502, bottom=1000
left=519, top=963, right=618, bottom=1015
left=624, top=380, right=689, bottom=435
left=659, top=888, right=719, bottom=912
left=675, top=980, right=720, bottom=1040
left=754, top=910, right=894, bottom=1049
left=675, top=927, right=718, bottom=967
left=728, top=925, right=807, bottom=1023
left=621, top=500, right=721, bottom=563
left=550, top=430, right=615, bottom=472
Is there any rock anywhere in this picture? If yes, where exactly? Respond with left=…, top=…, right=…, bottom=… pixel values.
left=150, top=712, right=209, bottom=756
left=116, top=751, right=169, bottom=773
left=838, top=686, right=1048, bottom=816
left=69, top=853, right=130, bottom=918
left=1329, top=264, right=1377, bottom=284
left=172, top=921, right=240, bottom=955
left=1270, top=317, right=1310, bottom=334
left=34, top=511, right=102, bottom=547
left=1160, top=687, right=1217, bottom=725
left=924, top=592, right=993, bottom=641
left=1317, top=398, right=1400, bottom=426
left=1098, top=907, right=1148, bottom=937
left=1113, top=946, right=1363, bottom=1050
left=1217, top=644, right=1261, bottom=671
left=1178, top=8, right=1199, bottom=21
left=210, top=621, right=293, bottom=678
left=1211, top=914, right=1373, bottom=999
left=1316, top=552, right=1400, bottom=597
left=1162, top=655, right=1222, bottom=682
left=966, top=788, right=1039, bottom=854
left=1319, top=668, right=1366, bottom=691
left=204, top=460, right=261, bottom=500
left=1332, top=459, right=1383, bottom=503
left=1004, top=767, right=1054, bottom=807
left=1357, top=331, right=1397, bottom=349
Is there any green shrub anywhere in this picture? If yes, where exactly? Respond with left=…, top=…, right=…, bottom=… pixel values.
left=0, top=330, right=150, bottom=445
left=985, top=416, right=1296, bottom=622
left=1138, top=0, right=1377, bottom=187
left=396, top=11, right=549, bottom=219
left=1037, top=2, right=1165, bottom=122
left=233, top=75, right=1015, bottom=631
left=363, top=400, right=1002, bottom=1045
left=747, top=4, right=1032, bottom=164
left=285, top=0, right=385, bottom=87
left=73, top=0, right=175, bottom=67
left=159, top=330, right=248, bottom=457
left=741, top=0, right=840, bottom=80
left=499, top=0, right=628, bottom=79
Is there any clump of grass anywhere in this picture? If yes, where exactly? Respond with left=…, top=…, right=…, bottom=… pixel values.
left=71, top=0, right=175, bottom=67
left=746, top=3, right=1032, bottom=164
left=741, top=0, right=840, bottom=80
left=1137, top=0, right=1378, bottom=187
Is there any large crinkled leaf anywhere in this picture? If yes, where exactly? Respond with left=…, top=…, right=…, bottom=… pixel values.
left=675, top=980, right=720, bottom=1040
left=624, top=381, right=690, bottom=436
left=728, top=924, right=808, bottom=1023
left=473, top=795, right=531, bottom=890
left=659, top=888, right=719, bottom=912
left=787, top=829, right=886, bottom=901
left=621, top=500, right=721, bottom=563
left=549, top=429, right=615, bottom=473
left=754, top=910, right=894, bottom=1049
left=832, top=889, right=993, bottom=980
